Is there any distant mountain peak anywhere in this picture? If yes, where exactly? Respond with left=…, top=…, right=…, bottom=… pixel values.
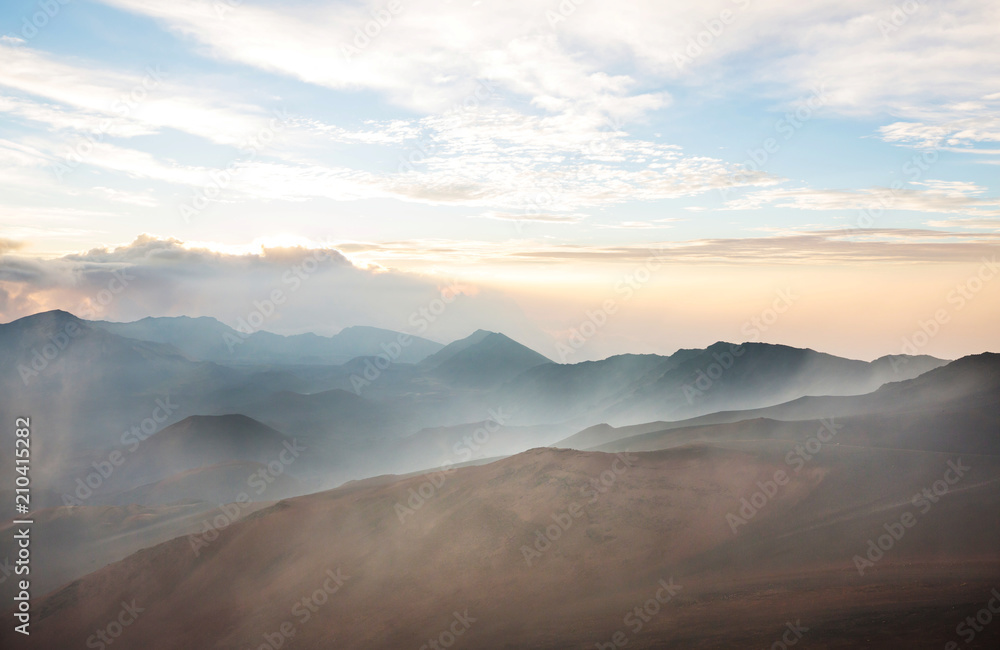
left=419, top=329, right=551, bottom=386
left=9, top=309, right=83, bottom=326
left=466, top=329, right=497, bottom=342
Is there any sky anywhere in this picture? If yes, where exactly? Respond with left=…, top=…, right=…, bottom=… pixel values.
left=0, top=0, right=998, bottom=361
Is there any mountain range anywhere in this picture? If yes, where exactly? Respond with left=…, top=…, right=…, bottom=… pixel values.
left=2, top=309, right=997, bottom=649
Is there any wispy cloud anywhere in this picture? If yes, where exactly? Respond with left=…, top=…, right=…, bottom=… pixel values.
left=724, top=185, right=1000, bottom=217
left=0, top=43, right=273, bottom=146
left=596, top=218, right=685, bottom=229
left=504, top=228, right=1000, bottom=264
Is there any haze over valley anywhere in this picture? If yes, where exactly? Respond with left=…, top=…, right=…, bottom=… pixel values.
left=2, top=0, right=999, bottom=646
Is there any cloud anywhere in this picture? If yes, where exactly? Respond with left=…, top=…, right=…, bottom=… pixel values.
left=0, top=205, right=122, bottom=245
left=910, top=180, right=987, bottom=196
left=93, top=0, right=1000, bottom=123
left=472, top=211, right=584, bottom=224
left=0, top=235, right=542, bottom=344
left=0, top=105, right=775, bottom=221
left=0, top=238, right=25, bottom=255
left=2, top=0, right=996, bottom=265
left=64, top=0, right=993, bottom=222
left=0, top=94, right=158, bottom=138
left=302, top=118, right=421, bottom=145
left=724, top=185, right=1000, bottom=217
left=503, top=228, right=1000, bottom=264
left=596, top=218, right=684, bottom=229
left=89, top=186, right=159, bottom=207
left=926, top=218, right=1000, bottom=231
left=878, top=109, right=1000, bottom=157
left=0, top=36, right=774, bottom=221
left=0, top=43, right=276, bottom=147
left=255, top=228, right=1000, bottom=268
left=3, top=231, right=997, bottom=365
left=92, top=0, right=667, bottom=120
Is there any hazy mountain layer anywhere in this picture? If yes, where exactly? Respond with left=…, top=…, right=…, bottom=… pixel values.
left=8, top=444, right=998, bottom=649
left=92, top=316, right=443, bottom=365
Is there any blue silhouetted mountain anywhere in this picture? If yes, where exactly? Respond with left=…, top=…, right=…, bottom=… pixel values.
left=567, top=352, right=1000, bottom=457
left=496, top=341, right=946, bottom=426
left=419, top=329, right=553, bottom=388
left=92, top=316, right=442, bottom=365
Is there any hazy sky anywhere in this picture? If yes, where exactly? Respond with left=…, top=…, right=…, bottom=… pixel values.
left=1, top=0, right=998, bottom=361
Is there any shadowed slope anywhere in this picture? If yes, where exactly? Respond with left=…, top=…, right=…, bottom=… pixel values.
left=9, top=445, right=1000, bottom=649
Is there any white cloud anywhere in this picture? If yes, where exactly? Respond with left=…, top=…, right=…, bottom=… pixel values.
left=725, top=185, right=1000, bottom=217
left=472, top=211, right=584, bottom=224
left=93, top=0, right=666, bottom=120
left=85, top=0, right=1000, bottom=191
left=925, top=218, right=1000, bottom=231
left=879, top=111, right=1000, bottom=154
left=98, top=0, right=999, bottom=119
left=0, top=32, right=775, bottom=219
left=2, top=0, right=996, bottom=254
left=0, top=94, right=158, bottom=137
left=595, top=218, right=684, bottom=229
left=0, top=43, right=276, bottom=146
left=89, top=186, right=160, bottom=207
left=910, top=180, right=987, bottom=197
